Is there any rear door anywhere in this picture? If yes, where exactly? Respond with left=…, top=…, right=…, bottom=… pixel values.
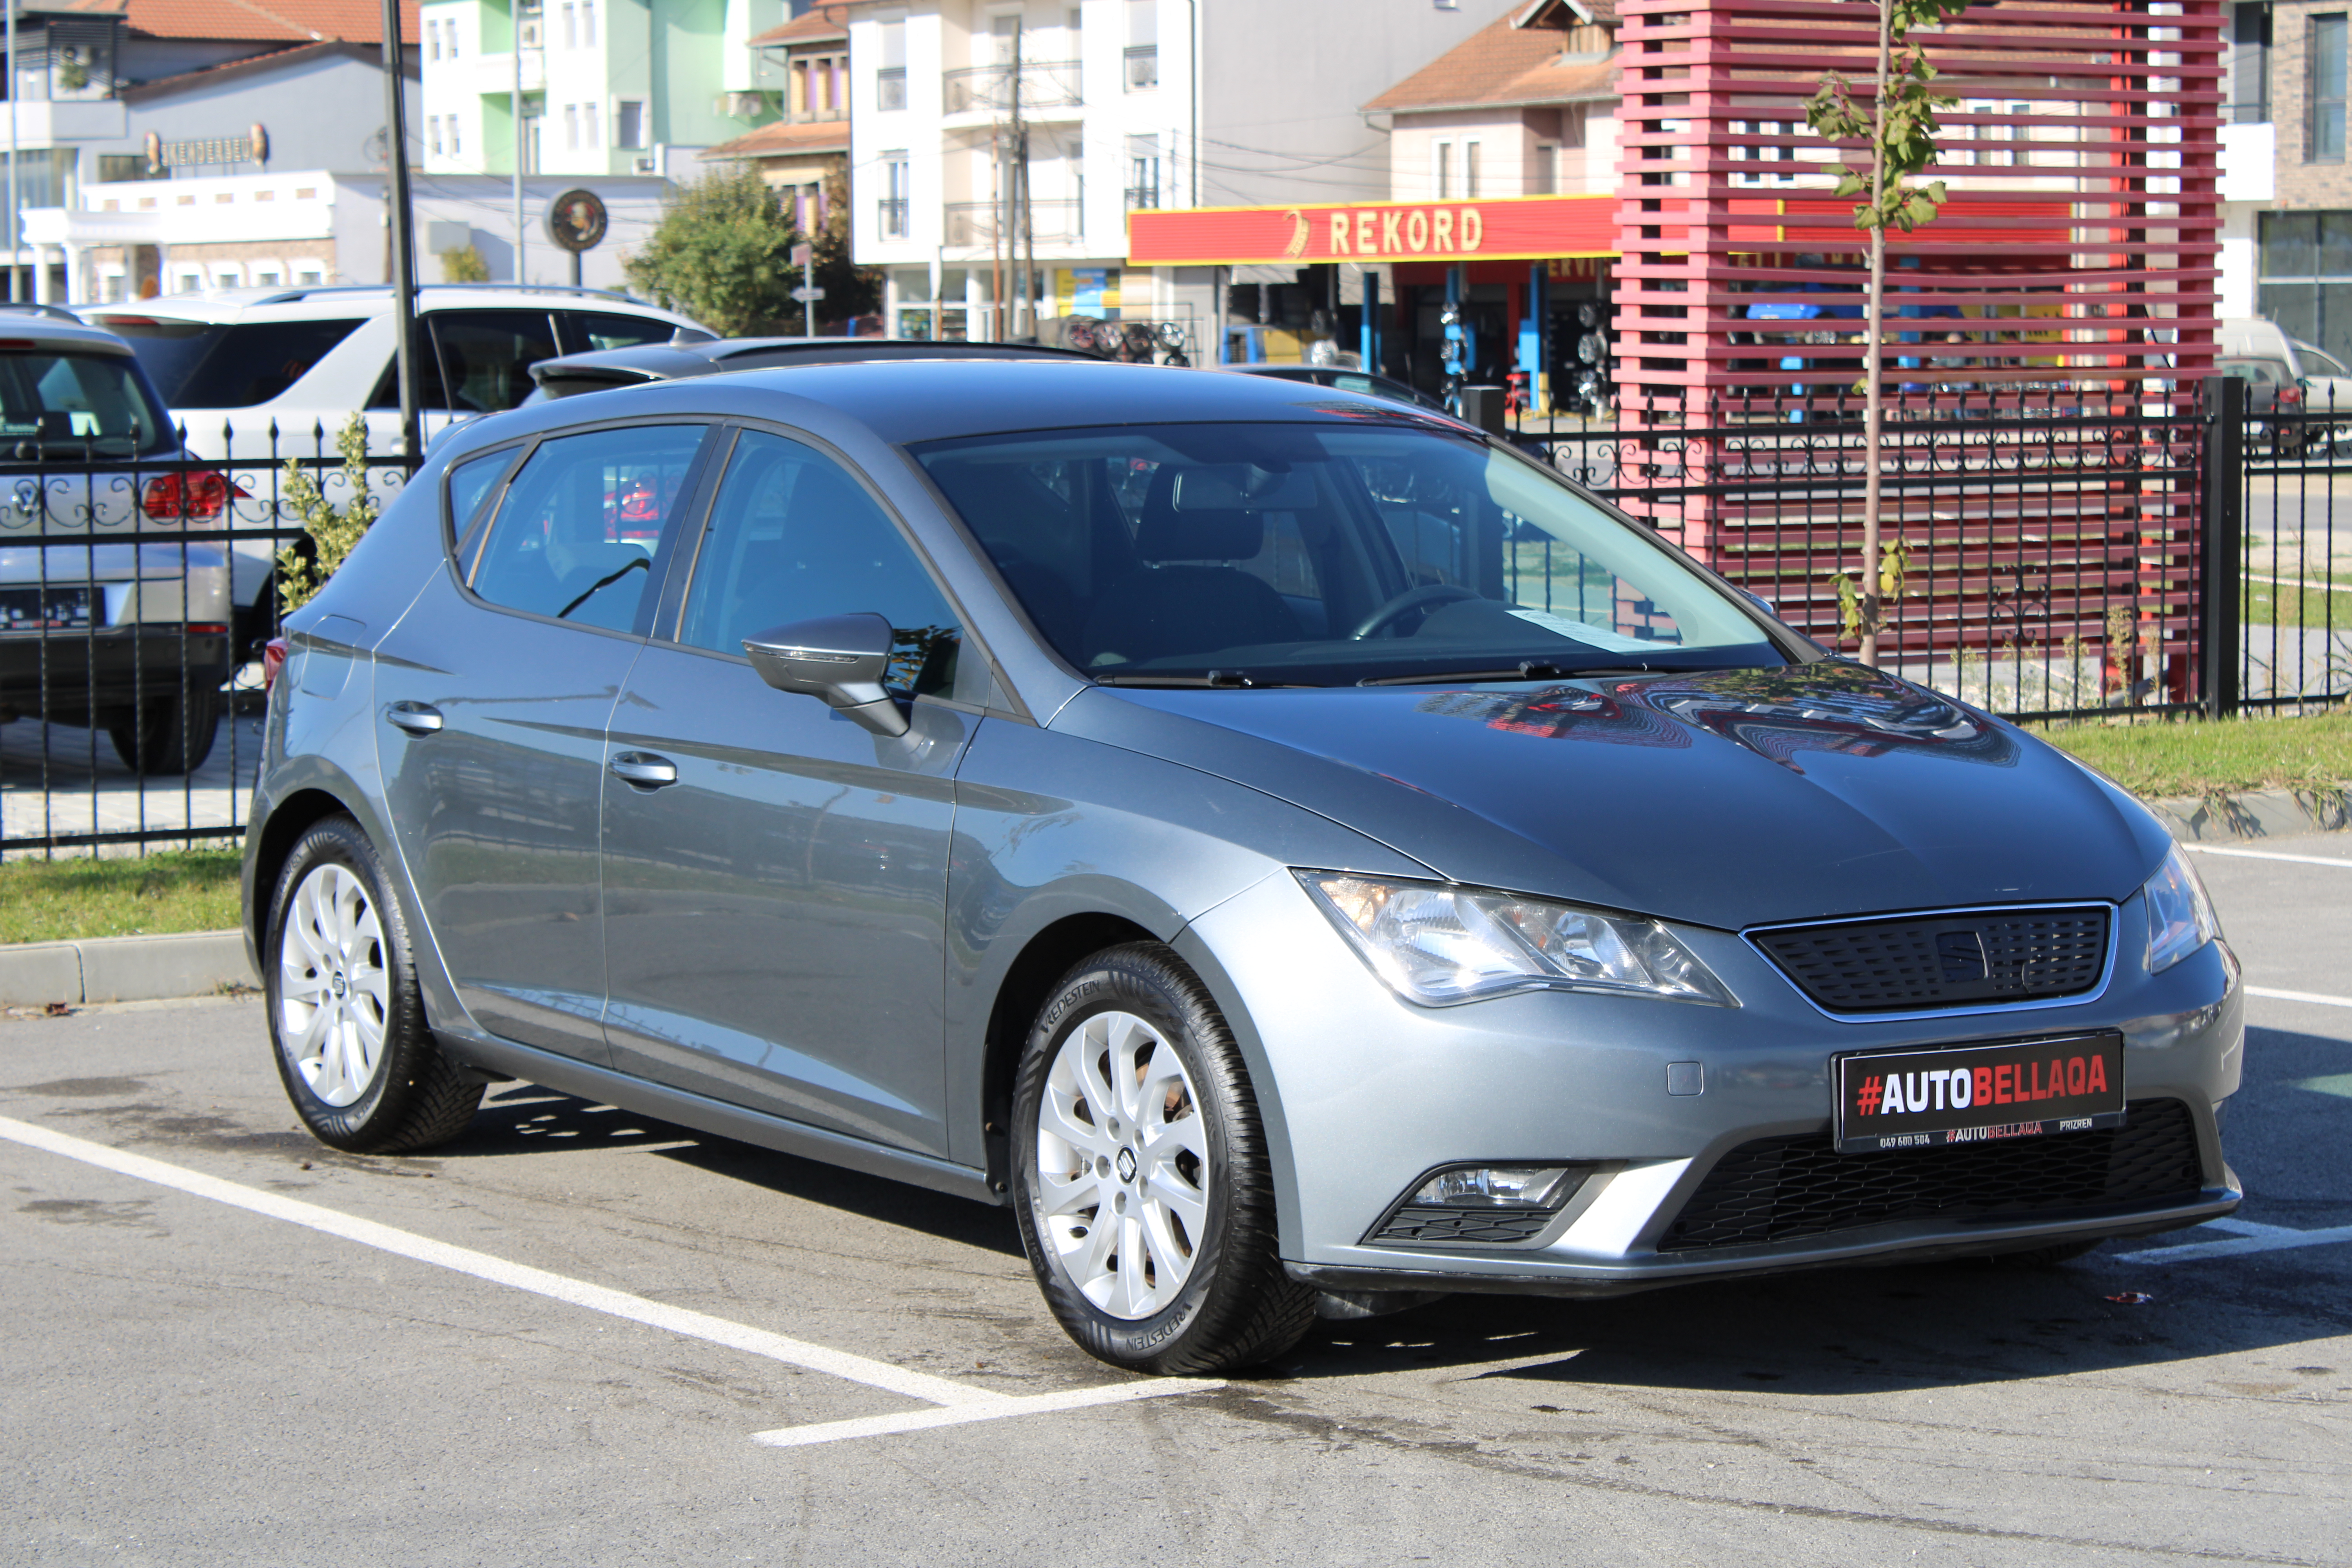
left=371, top=419, right=714, bottom=1061
left=598, top=425, right=987, bottom=1155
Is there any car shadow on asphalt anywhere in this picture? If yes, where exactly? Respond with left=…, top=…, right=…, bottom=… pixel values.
left=461, top=1083, right=1026, bottom=1258
left=1277, top=1256, right=2347, bottom=1395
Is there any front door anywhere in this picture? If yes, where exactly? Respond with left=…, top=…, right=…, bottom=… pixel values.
left=600, top=427, right=985, bottom=1156
left=372, top=421, right=711, bottom=1060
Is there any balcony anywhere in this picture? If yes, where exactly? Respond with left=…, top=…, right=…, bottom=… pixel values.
left=1124, top=45, right=1157, bottom=92
left=942, top=60, right=1081, bottom=115
left=942, top=200, right=1082, bottom=247
left=877, top=197, right=911, bottom=240
left=876, top=66, right=907, bottom=111
left=4, top=98, right=127, bottom=145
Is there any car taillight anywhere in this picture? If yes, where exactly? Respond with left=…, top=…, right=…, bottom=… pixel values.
left=2278, top=385, right=2303, bottom=404
left=262, top=637, right=289, bottom=692
left=140, top=470, right=248, bottom=524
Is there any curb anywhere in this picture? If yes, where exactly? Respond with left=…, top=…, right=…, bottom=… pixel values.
left=0, top=930, right=253, bottom=1009
left=2142, top=786, right=2351, bottom=844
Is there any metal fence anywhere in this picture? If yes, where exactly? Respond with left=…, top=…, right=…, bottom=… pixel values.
left=2, top=427, right=408, bottom=861
left=5, top=381, right=2346, bottom=864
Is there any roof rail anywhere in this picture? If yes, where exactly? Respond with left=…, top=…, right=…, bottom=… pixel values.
left=244, top=282, right=640, bottom=307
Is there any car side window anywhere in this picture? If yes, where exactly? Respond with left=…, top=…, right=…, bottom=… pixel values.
left=373, top=311, right=562, bottom=412
left=466, top=424, right=707, bottom=631
left=678, top=429, right=971, bottom=699
left=567, top=311, right=680, bottom=353
left=446, top=447, right=519, bottom=558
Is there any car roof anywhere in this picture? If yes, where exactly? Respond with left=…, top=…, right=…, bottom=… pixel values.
left=479, top=357, right=1485, bottom=448
left=528, top=336, right=1105, bottom=396
left=80, top=284, right=706, bottom=330
left=0, top=310, right=139, bottom=356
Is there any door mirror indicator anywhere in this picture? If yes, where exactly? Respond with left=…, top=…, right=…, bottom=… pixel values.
left=742, top=613, right=909, bottom=737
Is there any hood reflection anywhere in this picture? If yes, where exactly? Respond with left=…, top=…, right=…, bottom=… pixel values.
left=1417, top=663, right=2016, bottom=774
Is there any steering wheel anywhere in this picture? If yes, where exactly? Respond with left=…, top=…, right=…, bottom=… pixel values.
left=1347, top=582, right=1481, bottom=640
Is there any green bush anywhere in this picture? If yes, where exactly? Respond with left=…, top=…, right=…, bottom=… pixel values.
left=275, top=414, right=377, bottom=617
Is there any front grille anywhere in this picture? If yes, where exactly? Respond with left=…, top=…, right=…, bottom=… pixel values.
left=1657, top=1096, right=2202, bottom=1253
left=1752, top=906, right=2110, bottom=1013
left=1369, top=1206, right=1555, bottom=1246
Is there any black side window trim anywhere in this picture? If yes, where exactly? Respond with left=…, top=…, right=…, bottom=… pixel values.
left=441, top=441, right=528, bottom=561
left=451, top=417, right=722, bottom=640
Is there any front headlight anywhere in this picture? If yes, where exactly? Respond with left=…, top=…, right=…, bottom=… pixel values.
left=2143, top=843, right=2220, bottom=974
left=1298, top=871, right=1735, bottom=1007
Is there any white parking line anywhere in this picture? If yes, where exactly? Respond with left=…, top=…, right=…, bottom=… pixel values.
left=2110, top=1215, right=2352, bottom=1265
left=2245, top=985, right=2352, bottom=1010
left=752, top=1380, right=1226, bottom=1448
left=0, top=1113, right=1221, bottom=1440
left=2185, top=844, right=2352, bottom=869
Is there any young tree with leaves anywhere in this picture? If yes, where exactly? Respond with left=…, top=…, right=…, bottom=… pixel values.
left=1803, top=0, right=1971, bottom=666
left=624, top=165, right=806, bottom=337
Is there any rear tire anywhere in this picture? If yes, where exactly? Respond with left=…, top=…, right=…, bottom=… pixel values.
left=1011, top=943, right=1316, bottom=1376
left=266, top=815, right=481, bottom=1154
left=109, top=681, right=221, bottom=774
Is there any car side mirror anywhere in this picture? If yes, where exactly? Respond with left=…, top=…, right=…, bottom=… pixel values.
left=741, top=612, right=909, bottom=737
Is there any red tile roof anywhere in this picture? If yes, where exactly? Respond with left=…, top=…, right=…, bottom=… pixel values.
left=122, top=0, right=419, bottom=45
left=701, top=118, right=851, bottom=160
left=748, top=4, right=849, bottom=49
left=1365, top=8, right=1616, bottom=113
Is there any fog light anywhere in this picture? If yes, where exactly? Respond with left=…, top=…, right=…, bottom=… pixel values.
left=1368, top=1163, right=1592, bottom=1248
left=1412, top=1165, right=1573, bottom=1209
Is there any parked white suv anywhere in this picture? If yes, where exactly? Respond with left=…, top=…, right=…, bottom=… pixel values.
left=84, top=285, right=712, bottom=644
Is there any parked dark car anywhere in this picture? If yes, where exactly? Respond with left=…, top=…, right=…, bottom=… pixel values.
left=245, top=361, right=2242, bottom=1376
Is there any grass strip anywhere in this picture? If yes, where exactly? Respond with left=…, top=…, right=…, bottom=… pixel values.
left=0, top=848, right=243, bottom=946
left=2033, top=711, right=2352, bottom=800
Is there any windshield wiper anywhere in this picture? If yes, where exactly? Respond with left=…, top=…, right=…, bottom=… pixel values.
left=1094, top=670, right=1323, bottom=689
left=1356, top=661, right=1660, bottom=687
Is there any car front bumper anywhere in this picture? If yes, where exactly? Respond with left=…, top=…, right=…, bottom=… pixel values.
left=1181, top=871, right=2243, bottom=1293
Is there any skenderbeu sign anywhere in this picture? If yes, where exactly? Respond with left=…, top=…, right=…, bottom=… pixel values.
left=1125, top=193, right=1616, bottom=268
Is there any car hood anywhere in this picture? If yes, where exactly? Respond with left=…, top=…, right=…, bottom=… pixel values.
left=1051, top=662, right=2172, bottom=931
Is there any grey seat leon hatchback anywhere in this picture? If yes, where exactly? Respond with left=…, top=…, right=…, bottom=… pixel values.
left=244, top=360, right=2242, bottom=1374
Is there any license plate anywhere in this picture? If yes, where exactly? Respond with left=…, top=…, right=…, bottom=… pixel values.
left=1833, top=1032, right=2126, bottom=1153
left=0, top=584, right=94, bottom=629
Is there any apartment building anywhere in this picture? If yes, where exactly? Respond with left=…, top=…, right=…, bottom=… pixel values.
left=417, top=0, right=790, bottom=181
left=848, top=0, right=1521, bottom=341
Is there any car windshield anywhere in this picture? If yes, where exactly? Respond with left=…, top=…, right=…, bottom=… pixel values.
left=0, top=350, right=179, bottom=458
left=916, top=421, right=1789, bottom=686
left=96, top=316, right=366, bottom=408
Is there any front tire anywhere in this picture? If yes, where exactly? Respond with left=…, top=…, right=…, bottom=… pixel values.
left=1011, top=943, right=1315, bottom=1375
left=266, top=815, right=481, bottom=1153
left=109, top=680, right=221, bottom=775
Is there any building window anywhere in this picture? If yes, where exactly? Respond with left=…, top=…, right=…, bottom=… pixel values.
left=2231, top=2, right=2271, bottom=123
left=2315, top=14, right=2347, bottom=160
left=426, top=19, right=440, bottom=59
left=617, top=98, right=644, bottom=149
left=583, top=100, right=599, bottom=148
left=1464, top=140, right=1480, bottom=200
left=878, top=18, right=907, bottom=110
left=564, top=103, right=580, bottom=151
left=562, top=2, right=577, bottom=47
left=880, top=151, right=911, bottom=238
left=1532, top=143, right=1556, bottom=195
left=1125, top=132, right=1160, bottom=209
left=1434, top=141, right=1452, bottom=200
left=429, top=115, right=443, bottom=156
left=2257, top=209, right=2352, bottom=365
left=1126, top=0, right=1157, bottom=90
left=582, top=1, right=595, bottom=47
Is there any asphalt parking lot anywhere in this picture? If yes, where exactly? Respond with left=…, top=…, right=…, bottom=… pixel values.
left=3, top=834, right=2347, bottom=1566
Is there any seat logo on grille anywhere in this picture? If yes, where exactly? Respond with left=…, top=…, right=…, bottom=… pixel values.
left=1935, top=929, right=1989, bottom=983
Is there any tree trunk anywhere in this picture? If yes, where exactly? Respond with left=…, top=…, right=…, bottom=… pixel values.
left=1858, top=0, right=1894, bottom=668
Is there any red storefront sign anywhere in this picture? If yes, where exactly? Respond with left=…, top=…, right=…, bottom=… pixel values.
left=1126, top=193, right=1617, bottom=267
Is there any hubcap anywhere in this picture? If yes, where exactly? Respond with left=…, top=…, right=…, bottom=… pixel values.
left=277, top=862, right=390, bottom=1108
left=1033, top=1009, right=1210, bottom=1320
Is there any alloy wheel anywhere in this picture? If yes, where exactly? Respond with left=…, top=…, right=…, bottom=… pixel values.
left=277, top=862, right=391, bottom=1108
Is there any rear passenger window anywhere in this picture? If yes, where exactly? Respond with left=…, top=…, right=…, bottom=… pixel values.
left=374, top=310, right=561, bottom=412
left=678, top=429, right=972, bottom=699
left=569, top=311, right=681, bottom=353
left=445, top=447, right=518, bottom=557
left=467, top=425, right=707, bottom=631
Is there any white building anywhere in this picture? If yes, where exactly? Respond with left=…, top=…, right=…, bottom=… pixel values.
left=848, top=0, right=1521, bottom=341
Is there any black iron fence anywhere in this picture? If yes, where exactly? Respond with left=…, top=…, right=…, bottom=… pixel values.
left=1, top=426, right=408, bottom=860
left=4, top=382, right=2346, bottom=863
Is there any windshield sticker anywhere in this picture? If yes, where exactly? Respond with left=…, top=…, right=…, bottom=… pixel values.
left=1507, top=607, right=1657, bottom=653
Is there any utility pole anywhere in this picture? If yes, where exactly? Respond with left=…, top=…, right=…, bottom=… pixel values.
left=6, top=2, right=18, bottom=303
left=990, top=127, right=1004, bottom=341
left=381, top=0, right=422, bottom=466
left=512, top=2, right=525, bottom=283
left=1009, top=23, right=1031, bottom=339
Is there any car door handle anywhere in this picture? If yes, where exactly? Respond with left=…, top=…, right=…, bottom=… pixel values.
left=385, top=701, right=444, bottom=736
left=609, top=751, right=678, bottom=789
